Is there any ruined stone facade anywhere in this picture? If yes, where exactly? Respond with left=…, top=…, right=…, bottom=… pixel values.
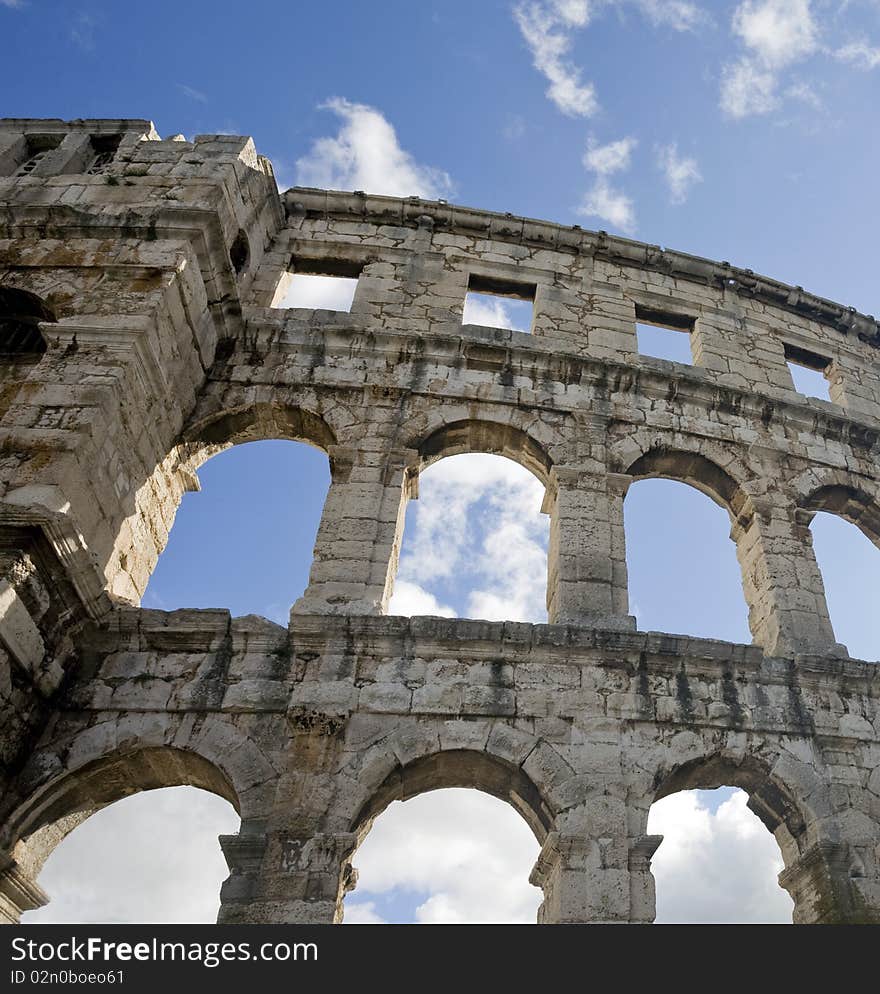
left=0, top=117, right=878, bottom=925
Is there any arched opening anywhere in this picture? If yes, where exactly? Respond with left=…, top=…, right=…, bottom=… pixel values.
left=0, top=286, right=53, bottom=356
left=809, top=498, right=880, bottom=661
left=21, top=786, right=239, bottom=924
left=648, top=786, right=794, bottom=923
left=646, top=754, right=807, bottom=923
left=229, top=230, right=250, bottom=275
left=344, top=788, right=542, bottom=923
left=343, top=750, right=549, bottom=924
left=389, top=451, right=549, bottom=622
left=144, top=438, right=330, bottom=624
left=4, top=745, right=243, bottom=925
left=624, top=477, right=750, bottom=642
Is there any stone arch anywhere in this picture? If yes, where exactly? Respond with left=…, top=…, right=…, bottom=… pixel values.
left=416, top=418, right=553, bottom=486
left=350, top=748, right=555, bottom=847
left=639, top=740, right=855, bottom=923
left=624, top=445, right=752, bottom=519
left=330, top=721, right=562, bottom=844
left=653, top=751, right=812, bottom=851
left=0, top=285, right=54, bottom=356
left=111, top=400, right=338, bottom=603
left=179, top=400, right=337, bottom=472
left=1, top=714, right=276, bottom=880
left=792, top=468, right=880, bottom=548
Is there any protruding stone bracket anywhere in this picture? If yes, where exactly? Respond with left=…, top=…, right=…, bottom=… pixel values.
left=0, top=849, right=48, bottom=924
left=0, top=486, right=113, bottom=621
left=778, top=841, right=877, bottom=923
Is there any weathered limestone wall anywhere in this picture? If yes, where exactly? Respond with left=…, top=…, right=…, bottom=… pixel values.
left=0, top=119, right=877, bottom=924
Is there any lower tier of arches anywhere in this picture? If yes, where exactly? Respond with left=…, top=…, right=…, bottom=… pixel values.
left=1, top=610, right=877, bottom=925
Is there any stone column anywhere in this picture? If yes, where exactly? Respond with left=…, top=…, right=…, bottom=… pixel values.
left=732, top=499, right=843, bottom=657
left=218, top=830, right=357, bottom=924
left=292, top=445, right=416, bottom=617
left=531, top=829, right=640, bottom=923
left=545, top=466, right=635, bottom=630
left=628, top=834, right=663, bottom=923
left=0, top=849, right=47, bottom=923
left=778, top=841, right=880, bottom=924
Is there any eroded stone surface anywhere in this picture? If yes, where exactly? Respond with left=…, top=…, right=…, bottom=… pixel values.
left=0, top=117, right=877, bottom=924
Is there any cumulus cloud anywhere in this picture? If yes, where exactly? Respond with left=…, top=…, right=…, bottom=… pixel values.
left=656, top=142, right=702, bottom=204
left=513, top=1, right=600, bottom=116
left=344, top=789, right=542, bottom=924
left=344, top=787, right=794, bottom=924
left=721, top=56, right=780, bottom=116
left=462, top=292, right=533, bottom=332
left=23, top=788, right=239, bottom=924
left=648, top=789, right=794, bottom=923
left=578, top=136, right=638, bottom=234
left=721, top=1, right=819, bottom=118
left=578, top=179, right=637, bottom=233
left=295, top=98, right=454, bottom=199
left=834, top=38, right=880, bottom=69
left=732, top=0, right=817, bottom=67
left=391, top=454, right=549, bottom=624
left=583, top=135, right=637, bottom=174
left=387, top=579, right=457, bottom=618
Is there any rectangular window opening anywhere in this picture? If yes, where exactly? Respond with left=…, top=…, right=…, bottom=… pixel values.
left=14, top=134, right=63, bottom=176
left=463, top=274, right=535, bottom=333
left=87, top=133, right=123, bottom=174
left=271, top=258, right=362, bottom=312
left=785, top=343, right=832, bottom=401
left=635, top=305, right=695, bottom=365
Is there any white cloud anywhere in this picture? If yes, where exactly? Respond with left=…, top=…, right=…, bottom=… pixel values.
left=394, top=454, right=549, bottom=624
left=343, top=900, right=388, bottom=924
left=648, top=789, right=794, bottom=923
left=578, top=178, right=637, bottom=233
left=656, top=142, right=702, bottom=204
left=513, top=1, right=600, bottom=116
left=634, top=0, right=704, bottom=31
left=1, top=0, right=25, bottom=8
left=345, top=789, right=543, bottom=924
left=785, top=79, right=822, bottom=108
left=388, top=579, right=457, bottom=618
left=721, top=1, right=819, bottom=117
left=295, top=97, right=454, bottom=199
left=23, top=787, right=239, bottom=924
left=579, top=136, right=638, bottom=234
left=732, top=0, right=818, bottom=67
left=834, top=38, right=880, bottom=69
left=720, top=55, right=781, bottom=117
left=272, top=272, right=358, bottom=310
left=462, top=292, right=532, bottom=331
left=513, top=2, right=706, bottom=117
left=583, top=135, right=637, bottom=174
left=177, top=83, right=208, bottom=103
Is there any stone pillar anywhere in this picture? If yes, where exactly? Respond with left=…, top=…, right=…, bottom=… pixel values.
left=628, top=834, right=663, bottom=923
left=545, top=466, right=635, bottom=630
left=218, top=830, right=357, bottom=924
left=732, top=500, right=844, bottom=657
left=778, top=841, right=880, bottom=924
left=292, top=445, right=416, bottom=617
left=530, top=830, right=637, bottom=923
left=0, top=849, right=47, bottom=924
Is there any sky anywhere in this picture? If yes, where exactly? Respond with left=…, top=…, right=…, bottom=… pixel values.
left=5, top=0, right=880, bottom=925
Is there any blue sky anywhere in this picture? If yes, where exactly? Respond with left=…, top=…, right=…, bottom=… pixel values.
left=7, top=0, right=880, bottom=925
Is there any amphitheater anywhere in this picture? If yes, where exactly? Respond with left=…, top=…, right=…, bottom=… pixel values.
left=0, top=117, right=877, bottom=925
